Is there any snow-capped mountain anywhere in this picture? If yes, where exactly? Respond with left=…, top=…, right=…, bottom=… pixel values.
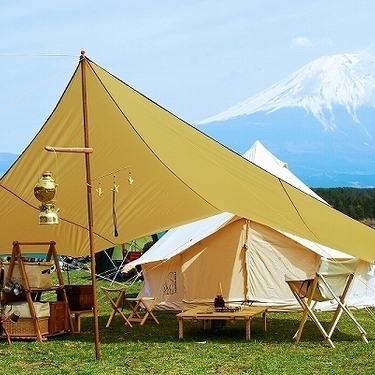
left=198, top=53, right=375, bottom=129
left=196, top=53, right=375, bottom=188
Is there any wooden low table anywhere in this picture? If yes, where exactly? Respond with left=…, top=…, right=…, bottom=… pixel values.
left=70, top=309, right=93, bottom=333
left=176, top=306, right=267, bottom=340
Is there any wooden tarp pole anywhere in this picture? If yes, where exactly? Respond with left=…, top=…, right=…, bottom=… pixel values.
left=79, top=50, right=100, bottom=360
left=44, top=51, right=101, bottom=359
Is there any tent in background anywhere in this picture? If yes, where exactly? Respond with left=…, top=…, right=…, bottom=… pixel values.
left=95, top=244, right=124, bottom=282
left=132, top=141, right=375, bottom=311
left=95, top=232, right=165, bottom=282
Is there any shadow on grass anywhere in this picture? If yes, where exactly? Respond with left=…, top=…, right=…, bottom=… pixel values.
left=56, top=311, right=371, bottom=347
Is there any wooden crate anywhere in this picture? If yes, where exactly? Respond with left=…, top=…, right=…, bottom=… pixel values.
left=48, top=301, right=69, bottom=334
left=3, top=317, right=49, bottom=337
left=58, top=285, right=94, bottom=311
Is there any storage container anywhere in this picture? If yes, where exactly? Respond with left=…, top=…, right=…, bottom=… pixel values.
left=48, top=301, right=69, bottom=334
left=58, top=285, right=94, bottom=311
left=2, top=317, right=49, bottom=337
left=9, top=301, right=50, bottom=318
left=3, top=261, right=52, bottom=289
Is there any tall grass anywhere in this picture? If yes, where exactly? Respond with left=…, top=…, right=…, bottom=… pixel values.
left=1, top=269, right=374, bottom=375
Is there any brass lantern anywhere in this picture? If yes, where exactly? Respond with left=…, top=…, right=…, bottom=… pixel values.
left=34, top=171, right=59, bottom=225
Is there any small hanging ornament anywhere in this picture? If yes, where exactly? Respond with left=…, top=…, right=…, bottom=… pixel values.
left=112, top=175, right=120, bottom=193
left=34, top=171, right=59, bottom=225
left=96, top=180, right=104, bottom=196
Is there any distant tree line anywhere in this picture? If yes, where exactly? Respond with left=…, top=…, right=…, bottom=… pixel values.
left=312, top=188, right=375, bottom=225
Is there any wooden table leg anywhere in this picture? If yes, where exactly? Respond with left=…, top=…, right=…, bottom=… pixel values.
left=70, top=310, right=95, bottom=333
left=262, top=311, right=267, bottom=331
left=178, top=319, right=183, bottom=339
left=245, top=319, right=251, bottom=340
left=202, top=319, right=207, bottom=330
left=74, top=313, right=81, bottom=333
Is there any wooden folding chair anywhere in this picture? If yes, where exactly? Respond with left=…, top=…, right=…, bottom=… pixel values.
left=125, top=297, right=159, bottom=325
left=101, top=286, right=133, bottom=328
left=286, top=257, right=368, bottom=348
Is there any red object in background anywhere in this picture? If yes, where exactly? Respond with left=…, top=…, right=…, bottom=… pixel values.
left=125, top=251, right=142, bottom=263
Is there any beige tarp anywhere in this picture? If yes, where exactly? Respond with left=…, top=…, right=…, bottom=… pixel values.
left=1, top=56, right=375, bottom=261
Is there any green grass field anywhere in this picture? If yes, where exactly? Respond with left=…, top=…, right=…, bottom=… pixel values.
left=1, top=269, right=375, bottom=375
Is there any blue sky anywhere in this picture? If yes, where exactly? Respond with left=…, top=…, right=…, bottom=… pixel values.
left=1, top=0, right=375, bottom=153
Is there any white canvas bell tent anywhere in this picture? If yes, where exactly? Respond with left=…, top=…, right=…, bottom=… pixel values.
left=132, top=141, right=375, bottom=312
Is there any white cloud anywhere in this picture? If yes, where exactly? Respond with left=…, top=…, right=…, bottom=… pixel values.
left=291, top=37, right=333, bottom=48
left=291, top=37, right=312, bottom=47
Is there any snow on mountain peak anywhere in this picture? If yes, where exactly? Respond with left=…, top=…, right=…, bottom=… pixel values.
left=197, top=53, right=375, bottom=129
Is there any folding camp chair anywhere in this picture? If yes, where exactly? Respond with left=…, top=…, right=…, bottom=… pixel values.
left=125, top=297, right=159, bottom=325
left=101, top=286, right=133, bottom=328
left=286, top=257, right=368, bottom=348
